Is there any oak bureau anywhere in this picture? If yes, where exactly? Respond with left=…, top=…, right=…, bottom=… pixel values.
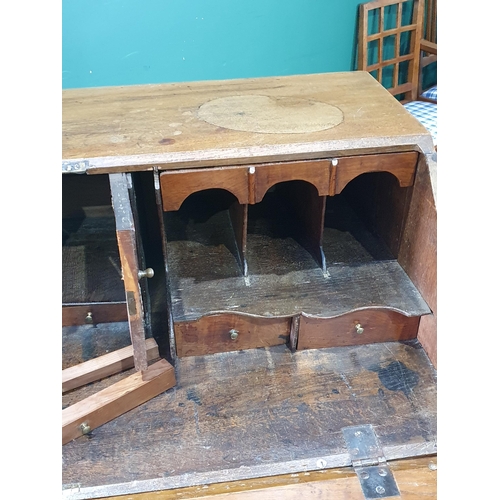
left=62, top=71, right=437, bottom=498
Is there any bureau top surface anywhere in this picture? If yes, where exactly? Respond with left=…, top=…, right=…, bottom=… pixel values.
left=62, top=72, right=432, bottom=173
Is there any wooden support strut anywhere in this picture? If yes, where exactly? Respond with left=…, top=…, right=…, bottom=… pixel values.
left=62, top=358, right=176, bottom=445
left=109, top=173, right=149, bottom=373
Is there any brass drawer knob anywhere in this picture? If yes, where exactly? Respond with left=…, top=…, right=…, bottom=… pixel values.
left=80, top=422, right=91, bottom=435
left=138, top=268, right=154, bottom=279
left=229, top=329, right=239, bottom=340
left=355, top=323, right=364, bottom=334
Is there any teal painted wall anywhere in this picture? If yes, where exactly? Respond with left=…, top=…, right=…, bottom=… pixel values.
left=62, top=0, right=361, bottom=89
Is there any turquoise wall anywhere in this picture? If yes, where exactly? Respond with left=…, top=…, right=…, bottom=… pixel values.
left=62, top=0, right=362, bottom=89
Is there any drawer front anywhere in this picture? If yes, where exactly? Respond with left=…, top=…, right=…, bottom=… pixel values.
left=160, top=166, right=249, bottom=211
left=175, top=314, right=291, bottom=357
left=296, top=309, right=419, bottom=350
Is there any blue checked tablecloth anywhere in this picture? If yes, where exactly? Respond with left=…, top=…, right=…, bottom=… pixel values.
left=421, top=85, right=437, bottom=101
left=403, top=100, right=437, bottom=145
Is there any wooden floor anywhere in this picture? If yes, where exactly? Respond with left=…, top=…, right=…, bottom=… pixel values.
left=62, top=322, right=436, bottom=500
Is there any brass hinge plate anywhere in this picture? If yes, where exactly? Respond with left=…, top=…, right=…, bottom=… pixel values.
left=342, top=424, right=400, bottom=499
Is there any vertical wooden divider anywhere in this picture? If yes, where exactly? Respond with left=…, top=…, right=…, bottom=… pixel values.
left=154, top=168, right=177, bottom=363
left=277, top=181, right=328, bottom=275
left=229, top=201, right=248, bottom=277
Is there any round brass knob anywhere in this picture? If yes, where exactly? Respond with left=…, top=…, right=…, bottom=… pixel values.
left=229, top=329, right=239, bottom=340
left=138, top=268, right=154, bottom=279
left=355, top=323, right=364, bottom=334
left=85, top=312, right=93, bottom=324
left=80, top=422, right=91, bottom=435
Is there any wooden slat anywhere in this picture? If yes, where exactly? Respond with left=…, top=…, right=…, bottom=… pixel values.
left=366, top=23, right=417, bottom=41
left=62, top=338, right=159, bottom=393
left=420, top=39, right=437, bottom=54
left=366, top=53, right=415, bottom=71
left=96, top=456, right=437, bottom=499
left=62, top=358, right=176, bottom=445
left=109, top=173, right=148, bottom=373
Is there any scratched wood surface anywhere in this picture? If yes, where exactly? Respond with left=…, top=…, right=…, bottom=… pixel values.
left=62, top=335, right=436, bottom=499
left=98, top=456, right=438, bottom=500
left=163, top=183, right=430, bottom=323
left=62, top=72, right=433, bottom=174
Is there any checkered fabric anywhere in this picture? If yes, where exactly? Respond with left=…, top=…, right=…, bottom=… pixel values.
left=403, top=100, right=437, bottom=145
left=421, top=85, right=437, bottom=101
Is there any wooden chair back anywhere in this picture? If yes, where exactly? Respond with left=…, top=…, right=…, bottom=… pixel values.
left=418, top=0, right=437, bottom=101
left=357, top=0, right=425, bottom=102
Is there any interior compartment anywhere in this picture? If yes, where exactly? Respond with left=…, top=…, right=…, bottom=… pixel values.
left=322, top=171, right=407, bottom=266
left=162, top=169, right=429, bottom=329
left=62, top=174, right=125, bottom=305
left=246, top=181, right=323, bottom=275
left=163, top=188, right=245, bottom=283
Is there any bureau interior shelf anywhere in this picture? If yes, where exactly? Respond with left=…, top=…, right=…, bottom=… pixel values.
left=162, top=171, right=430, bottom=326
left=62, top=175, right=125, bottom=307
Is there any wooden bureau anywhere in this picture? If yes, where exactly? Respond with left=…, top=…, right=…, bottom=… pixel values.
left=62, top=71, right=437, bottom=498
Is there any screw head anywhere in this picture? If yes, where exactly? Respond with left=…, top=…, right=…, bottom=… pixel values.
left=230, top=329, right=238, bottom=340
left=360, top=471, right=369, bottom=479
left=378, top=468, right=387, bottom=476
left=375, top=486, right=385, bottom=494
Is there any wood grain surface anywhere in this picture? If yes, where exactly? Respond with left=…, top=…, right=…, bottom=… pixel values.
left=175, top=314, right=291, bottom=357
left=62, top=338, right=160, bottom=393
left=95, top=456, right=437, bottom=500
left=297, top=309, right=420, bottom=350
left=62, top=72, right=433, bottom=174
left=109, top=173, right=148, bottom=372
left=62, top=340, right=436, bottom=499
left=62, top=358, right=176, bottom=445
left=398, top=154, right=437, bottom=367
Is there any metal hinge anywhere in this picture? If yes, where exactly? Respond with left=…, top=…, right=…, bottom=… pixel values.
left=62, top=160, right=89, bottom=174
left=342, top=424, right=400, bottom=499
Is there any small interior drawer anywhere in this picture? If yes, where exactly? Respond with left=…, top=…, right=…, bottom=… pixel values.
left=296, top=309, right=420, bottom=350
left=175, top=313, right=291, bottom=357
